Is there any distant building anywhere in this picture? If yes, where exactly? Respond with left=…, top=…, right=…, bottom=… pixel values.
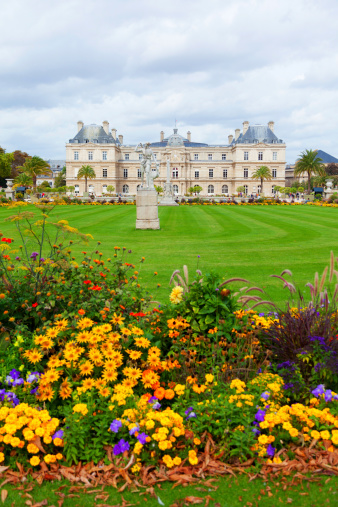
left=65, top=120, right=286, bottom=196
left=36, top=159, right=65, bottom=188
left=285, top=150, right=338, bottom=186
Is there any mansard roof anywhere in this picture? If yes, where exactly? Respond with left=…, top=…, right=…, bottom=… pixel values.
left=235, top=125, right=284, bottom=145
left=69, top=124, right=117, bottom=144
left=315, top=150, right=338, bottom=164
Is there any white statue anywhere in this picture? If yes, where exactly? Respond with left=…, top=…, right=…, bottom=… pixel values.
left=135, top=142, right=159, bottom=189
left=163, top=159, right=173, bottom=197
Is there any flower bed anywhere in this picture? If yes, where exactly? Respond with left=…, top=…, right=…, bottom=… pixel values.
left=2, top=203, right=338, bottom=486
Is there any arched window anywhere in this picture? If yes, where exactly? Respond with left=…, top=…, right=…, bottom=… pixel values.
left=122, top=184, right=129, bottom=194
left=208, top=185, right=214, bottom=194
left=102, top=185, right=107, bottom=193
left=222, top=184, right=228, bottom=194
left=243, top=185, right=248, bottom=195
left=257, top=185, right=261, bottom=194
left=272, top=185, right=275, bottom=194
left=136, top=184, right=141, bottom=191
left=172, top=168, right=178, bottom=179
left=173, top=184, right=179, bottom=195
left=74, top=185, right=79, bottom=194
left=88, top=184, right=94, bottom=193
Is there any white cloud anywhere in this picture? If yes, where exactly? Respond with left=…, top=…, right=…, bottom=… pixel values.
left=1, top=0, right=338, bottom=163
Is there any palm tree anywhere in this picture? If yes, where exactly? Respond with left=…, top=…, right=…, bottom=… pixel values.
left=17, top=156, right=51, bottom=192
left=251, top=166, right=272, bottom=194
left=13, top=172, right=33, bottom=188
left=77, top=165, right=96, bottom=193
left=294, top=149, right=325, bottom=193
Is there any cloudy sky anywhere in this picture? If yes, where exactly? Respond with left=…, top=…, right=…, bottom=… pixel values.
left=1, top=0, right=338, bottom=164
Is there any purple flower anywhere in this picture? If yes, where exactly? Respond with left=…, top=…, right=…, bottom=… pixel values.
left=259, top=312, right=265, bottom=317
left=334, top=395, right=338, bottom=401
left=113, top=439, right=130, bottom=456
left=260, top=391, right=270, bottom=401
left=252, top=428, right=260, bottom=436
left=186, top=411, right=197, bottom=420
left=39, top=258, right=45, bottom=263
left=266, top=444, right=276, bottom=458
left=137, top=432, right=148, bottom=445
left=311, top=384, right=325, bottom=398
left=30, top=252, right=38, bottom=259
left=9, top=369, right=21, bottom=379
left=152, top=402, right=161, bottom=410
left=129, top=425, right=139, bottom=436
left=30, top=387, right=39, bottom=395
left=254, top=409, right=266, bottom=422
left=314, top=363, right=325, bottom=372
left=110, top=420, right=123, bottom=433
left=148, top=396, right=158, bottom=404
left=197, top=255, right=200, bottom=258
left=27, top=372, right=41, bottom=383
left=52, top=430, right=64, bottom=440
left=15, top=256, right=20, bottom=260
left=185, top=407, right=194, bottom=415
left=325, top=390, right=333, bottom=402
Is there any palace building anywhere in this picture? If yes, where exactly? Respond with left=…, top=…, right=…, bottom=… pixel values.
left=65, top=120, right=286, bottom=196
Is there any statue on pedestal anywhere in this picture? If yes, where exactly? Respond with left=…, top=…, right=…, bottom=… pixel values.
left=159, top=159, right=178, bottom=206
left=135, top=143, right=159, bottom=189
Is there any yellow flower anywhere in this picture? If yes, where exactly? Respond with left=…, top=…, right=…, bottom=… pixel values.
left=29, top=456, right=40, bottom=466
left=169, top=286, right=184, bottom=304
left=311, top=430, right=320, bottom=440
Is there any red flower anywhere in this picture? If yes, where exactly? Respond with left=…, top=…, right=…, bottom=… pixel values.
left=32, top=303, right=38, bottom=308
left=1, top=238, right=12, bottom=244
left=83, top=280, right=92, bottom=285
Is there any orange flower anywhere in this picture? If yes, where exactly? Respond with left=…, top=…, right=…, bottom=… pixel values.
left=78, top=309, right=85, bottom=315
left=154, top=387, right=166, bottom=400
left=164, top=389, right=175, bottom=400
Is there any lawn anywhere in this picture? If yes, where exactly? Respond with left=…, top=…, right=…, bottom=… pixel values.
left=1, top=203, right=338, bottom=306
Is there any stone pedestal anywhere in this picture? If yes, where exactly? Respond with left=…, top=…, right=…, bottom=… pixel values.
left=136, top=189, right=160, bottom=230
left=5, top=179, right=15, bottom=201
left=159, top=196, right=178, bottom=206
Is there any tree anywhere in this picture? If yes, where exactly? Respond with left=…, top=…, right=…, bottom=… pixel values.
left=251, top=166, right=272, bottom=194
left=11, top=150, right=31, bottom=178
left=13, top=173, right=33, bottom=188
left=77, top=165, right=96, bottom=193
left=154, top=185, right=163, bottom=194
left=17, top=156, right=51, bottom=192
left=294, top=149, right=325, bottom=193
left=37, top=181, right=52, bottom=192
left=236, top=186, right=245, bottom=193
left=325, top=163, right=338, bottom=176
left=107, top=185, right=115, bottom=194
left=54, top=167, right=66, bottom=188
left=0, top=150, right=14, bottom=179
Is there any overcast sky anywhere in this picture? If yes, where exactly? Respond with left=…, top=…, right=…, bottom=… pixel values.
left=1, top=0, right=338, bottom=164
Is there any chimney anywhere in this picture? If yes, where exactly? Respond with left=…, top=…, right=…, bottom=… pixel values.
left=102, top=121, right=109, bottom=135
left=235, top=128, right=240, bottom=141
left=243, top=121, right=249, bottom=135
left=228, top=134, right=233, bottom=144
left=111, top=128, right=117, bottom=140
left=268, top=121, right=274, bottom=132
left=160, top=131, right=164, bottom=141
left=118, top=135, right=123, bottom=145
left=77, top=120, right=84, bottom=132
left=187, top=131, right=191, bottom=142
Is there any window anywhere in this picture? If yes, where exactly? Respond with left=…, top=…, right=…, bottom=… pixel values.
left=137, top=184, right=141, bottom=191
left=208, top=154, right=212, bottom=160
left=272, top=168, right=277, bottom=178
left=208, top=184, right=214, bottom=194
left=172, top=168, right=178, bottom=179
left=153, top=153, right=157, bottom=160
left=244, top=151, right=248, bottom=161
left=258, top=152, right=263, bottom=161
left=273, top=152, right=277, bottom=161
left=88, top=151, right=93, bottom=161
left=243, top=185, right=248, bottom=195
left=244, top=168, right=248, bottom=178
left=102, top=151, right=107, bottom=161
left=74, top=151, right=79, bottom=161
left=122, top=184, right=129, bottom=194
left=88, top=184, right=94, bottom=193
left=223, top=169, right=228, bottom=178
left=123, top=169, right=128, bottom=178
left=194, top=154, right=199, bottom=160
left=272, top=185, right=275, bottom=194
left=137, top=169, right=142, bottom=178
left=74, top=185, right=79, bottom=194
left=222, top=184, right=228, bottom=194
left=102, top=185, right=107, bottom=193
left=125, top=154, right=129, bottom=160
left=195, top=171, right=199, bottom=179
left=209, top=169, right=213, bottom=179
left=103, top=168, right=107, bottom=178
left=173, top=184, right=179, bottom=195
left=139, top=154, right=142, bottom=160
left=222, top=153, right=227, bottom=161
left=257, top=185, right=261, bottom=194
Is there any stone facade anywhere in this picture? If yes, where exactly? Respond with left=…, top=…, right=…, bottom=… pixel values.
left=65, top=121, right=286, bottom=197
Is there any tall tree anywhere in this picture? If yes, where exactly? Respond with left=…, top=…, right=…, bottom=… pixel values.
left=294, top=149, right=325, bottom=193
left=54, top=167, right=66, bottom=188
left=251, top=166, right=272, bottom=194
left=325, top=163, right=338, bottom=176
left=11, top=150, right=31, bottom=178
left=13, top=173, right=33, bottom=188
left=0, top=150, right=14, bottom=179
left=77, top=165, right=96, bottom=193
left=17, top=156, right=51, bottom=192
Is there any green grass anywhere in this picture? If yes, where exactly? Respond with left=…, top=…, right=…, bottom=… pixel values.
left=2, top=473, right=338, bottom=506
left=1, top=204, right=338, bottom=306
